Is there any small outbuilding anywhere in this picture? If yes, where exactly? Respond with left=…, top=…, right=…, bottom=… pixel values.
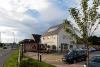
left=23, top=34, right=41, bottom=52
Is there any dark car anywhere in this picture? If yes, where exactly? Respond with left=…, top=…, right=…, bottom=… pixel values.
left=62, top=50, right=87, bottom=64
left=3, top=47, right=7, bottom=49
left=84, top=56, right=100, bottom=67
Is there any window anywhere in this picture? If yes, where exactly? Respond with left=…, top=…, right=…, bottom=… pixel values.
left=43, top=37, right=46, bottom=40
left=48, top=27, right=59, bottom=32
left=53, top=36, right=56, bottom=39
left=43, top=37, right=45, bottom=40
left=64, top=45, right=67, bottom=49
left=63, top=35, right=66, bottom=39
left=70, top=45, right=73, bottom=48
left=47, top=36, right=50, bottom=39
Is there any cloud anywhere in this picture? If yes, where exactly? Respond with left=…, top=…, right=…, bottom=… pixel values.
left=39, top=6, right=67, bottom=22
left=0, top=0, right=50, bottom=13
left=0, top=0, right=100, bottom=43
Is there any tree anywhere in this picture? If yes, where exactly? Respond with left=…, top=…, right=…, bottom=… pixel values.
left=88, top=36, right=98, bottom=45
left=0, top=42, right=3, bottom=47
left=88, top=36, right=100, bottom=45
left=63, top=0, right=100, bottom=67
left=18, top=41, right=24, bottom=45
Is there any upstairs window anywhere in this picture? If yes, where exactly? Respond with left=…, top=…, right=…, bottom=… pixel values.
left=47, top=36, right=50, bottom=39
left=63, top=35, right=66, bottom=39
left=48, top=27, right=59, bottom=32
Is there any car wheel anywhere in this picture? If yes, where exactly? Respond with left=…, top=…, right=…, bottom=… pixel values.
left=73, top=59, right=77, bottom=64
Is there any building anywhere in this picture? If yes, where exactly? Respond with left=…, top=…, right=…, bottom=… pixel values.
left=41, top=23, right=76, bottom=52
left=4, top=43, right=12, bottom=49
left=30, top=34, right=41, bottom=43
left=23, top=34, right=41, bottom=52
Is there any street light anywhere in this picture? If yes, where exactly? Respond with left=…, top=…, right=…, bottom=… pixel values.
left=0, top=32, right=5, bottom=47
left=5, top=29, right=16, bottom=43
left=0, top=32, right=1, bottom=43
left=0, top=32, right=5, bottom=43
left=12, top=32, right=15, bottom=43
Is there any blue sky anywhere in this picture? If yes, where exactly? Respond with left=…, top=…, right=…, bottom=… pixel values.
left=0, top=0, right=99, bottom=43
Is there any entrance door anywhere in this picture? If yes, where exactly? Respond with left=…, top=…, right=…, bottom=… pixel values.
left=61, top=43, right=68, bottom=52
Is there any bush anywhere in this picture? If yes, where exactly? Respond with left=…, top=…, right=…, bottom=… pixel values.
left=20, top=58, right=55, bottom=67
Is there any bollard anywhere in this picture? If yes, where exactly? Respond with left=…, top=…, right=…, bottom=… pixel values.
left=40, top=54, right=42, bottom=62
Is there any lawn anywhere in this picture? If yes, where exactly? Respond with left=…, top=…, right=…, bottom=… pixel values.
left=3, top=50, right=18, bottom=67
left=0, top=47, right=2, bottom=50
left=3, top=50, right=55, bottom=67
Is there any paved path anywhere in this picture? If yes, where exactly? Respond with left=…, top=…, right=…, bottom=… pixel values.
left=24, top=52, right=82, bottom=67
left=0, top=49, right=14, bottom=67
left=24, top=51, right=100, bottom=67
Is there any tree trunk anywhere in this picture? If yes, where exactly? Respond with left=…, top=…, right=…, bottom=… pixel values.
left=86, top=43, right=89, bottom=67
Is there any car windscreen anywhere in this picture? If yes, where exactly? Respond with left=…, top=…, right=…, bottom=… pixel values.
left=68, top=51, right=77, bottom=55
left=90, top=56, right=100, bottom=63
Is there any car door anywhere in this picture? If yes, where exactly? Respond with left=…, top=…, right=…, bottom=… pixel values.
left=77, top=51, right=82, bottom=60
left=74, top=51, right=80, bottom=60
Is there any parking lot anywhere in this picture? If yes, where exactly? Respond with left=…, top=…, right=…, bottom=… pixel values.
left=24, top=51, right=100, bottom=67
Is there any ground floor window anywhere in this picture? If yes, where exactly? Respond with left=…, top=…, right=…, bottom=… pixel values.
left=70, top=45, right=73, bottom=48
left=61, top=43, right=68, bottom=50
left=52, top=45, right=56, bottom=50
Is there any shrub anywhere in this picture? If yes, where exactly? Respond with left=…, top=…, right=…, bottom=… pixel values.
left=20, top=58, right=55, bottom=67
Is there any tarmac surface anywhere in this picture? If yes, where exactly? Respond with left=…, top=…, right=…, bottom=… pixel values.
left=0, top=49, right=14, bottom=67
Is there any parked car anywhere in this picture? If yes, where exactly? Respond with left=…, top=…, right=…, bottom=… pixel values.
left=3, top=47, right=7, bottom=49
left=62, top=50, right=87, bottom=64
left=89, top=47, right=96, bottom=52
left=82, top=47, right=96, bottom=52
left=84, top=55, right=100, bottom=67
left=93, top=47, right=100, bottom=51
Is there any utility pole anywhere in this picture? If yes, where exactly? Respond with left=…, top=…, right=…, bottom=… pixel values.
left=0, top=32, right=1, bottom=47
left=0, top=32, right=1, bottom=43
left=12, top=32, right=15, bottom=43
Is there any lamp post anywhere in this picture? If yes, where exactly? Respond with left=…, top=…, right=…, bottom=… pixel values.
left=0, top=32, right=2, bottom=47
left=12, top=32, right=15, bottom=43
left=0, top=32, right=5, bottom=47
left=0, top=32, right=5, bottom=43
left=0, top=32, right=1, bottom=43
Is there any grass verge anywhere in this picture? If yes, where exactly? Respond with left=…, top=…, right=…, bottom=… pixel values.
left=0, top=48, right=2, bottom=50
left=3, top=50, right=18, bottom=67
left=20, top=57, right=56, bottom=67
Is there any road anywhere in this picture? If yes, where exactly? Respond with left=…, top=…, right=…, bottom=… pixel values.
left=0, top=49, right=14, bottom=67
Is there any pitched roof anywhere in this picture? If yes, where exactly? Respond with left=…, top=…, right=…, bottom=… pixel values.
left=42, top=23, right=64, bottom=37
left=23, top=39, right=35, bottom=43
left=32, top=34, right=41, bottom=43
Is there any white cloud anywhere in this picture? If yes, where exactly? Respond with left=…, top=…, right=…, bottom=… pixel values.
left=0, top=0, right=100, bottom=43
left=0, top=0, right=50, bottom=13
left=0, top=0, right=13, bottom=11
left=39, top=5, right=67, bottom=22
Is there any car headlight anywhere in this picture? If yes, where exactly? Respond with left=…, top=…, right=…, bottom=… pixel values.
left=83, top=65, right=86, bottom=67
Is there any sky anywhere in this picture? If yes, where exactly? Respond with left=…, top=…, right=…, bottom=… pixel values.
left=0, top=0, right=100, bottom=43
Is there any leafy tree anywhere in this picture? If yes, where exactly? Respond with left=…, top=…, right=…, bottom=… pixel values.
left=88, top=36, right=100, bottom=45
left=97, top=37, right=100, bottom=45
left=88, top=36, right=98, bottom=45
left=18, top=41, right=24, bottom=45
left=0, top=42, right=3, bottom=47
left=64, top=0, right=100, bottom=67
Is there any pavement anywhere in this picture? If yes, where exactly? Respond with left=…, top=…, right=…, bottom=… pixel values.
left=24, top=51, right=100, bottom=67
left=0, top=49, right=14, bottom=67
